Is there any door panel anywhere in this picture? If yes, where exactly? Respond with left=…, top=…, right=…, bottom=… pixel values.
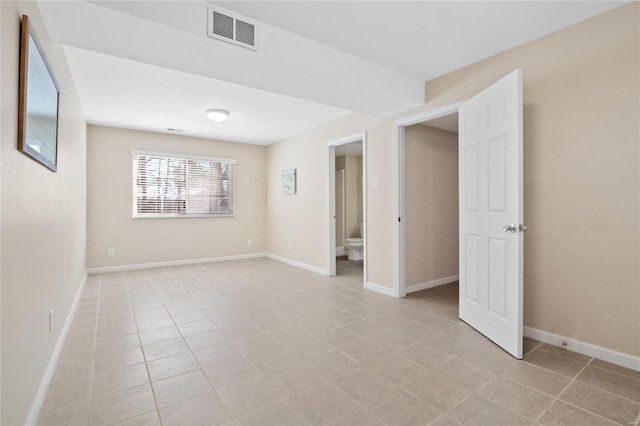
left=465, top=146, right=480, bottom=211
left=488, top=237, right=507, bottom=317
left=465, top=234, right=481, bottom=304
left=459, top=69, right=524, bottom=359
left=488, top=135, right=506, bottom=212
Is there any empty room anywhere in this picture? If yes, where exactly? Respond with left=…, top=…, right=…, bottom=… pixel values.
left=1, top=1, right=638, bottom=425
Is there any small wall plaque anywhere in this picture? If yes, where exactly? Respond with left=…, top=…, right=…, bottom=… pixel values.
left=281, top=168, right=296, bottom=195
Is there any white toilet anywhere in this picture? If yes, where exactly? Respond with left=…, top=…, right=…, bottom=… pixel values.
left=344, top=223, right=364, bottom=261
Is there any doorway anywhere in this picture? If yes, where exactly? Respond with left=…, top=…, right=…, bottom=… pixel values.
left=394, top=69, right=525, bottom=359
left=326, top=132, right=367, bottom=288
left=394, top=101, right=466, bottom=297
left=404, top=115, right=460, bottom=295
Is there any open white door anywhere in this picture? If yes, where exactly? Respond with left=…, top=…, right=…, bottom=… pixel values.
left=459, top=69, right=524, bottom=359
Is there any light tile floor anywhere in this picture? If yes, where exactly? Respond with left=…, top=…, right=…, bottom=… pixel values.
left=38, top=258, right=640, bottom=425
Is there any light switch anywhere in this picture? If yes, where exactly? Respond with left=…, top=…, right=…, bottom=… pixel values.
left=372, top=177, right=380, bottom=187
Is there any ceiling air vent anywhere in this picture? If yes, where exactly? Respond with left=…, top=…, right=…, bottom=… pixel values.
left=207, top=8, right=258, bottom=51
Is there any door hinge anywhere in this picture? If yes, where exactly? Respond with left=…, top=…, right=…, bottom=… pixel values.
left=398, top=217, right=401, bottom=223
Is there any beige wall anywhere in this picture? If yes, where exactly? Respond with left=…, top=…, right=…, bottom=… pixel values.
left=0, top=2, right=3, bottom=422
left=0, top=3, right=3, bottom=420
left=335, top=154, right=363, bottom=248
left=87, top=125, right=267, bottom=269
left=344, top=155, right=360, bottom=239
left=405, top=125, right=459, bottom=286
left=335, top=156, right=345, bottom=248
left=357, top=155, right=363, bottom=228
left=265, top=4, right=639, bottom=357
left=421, top=3, right=639, bottom=358
left=266, top=113, right=377, bottom=269
left=1, top=2, right=88, bottom=424
left=0, top=4, right=634, bottom=424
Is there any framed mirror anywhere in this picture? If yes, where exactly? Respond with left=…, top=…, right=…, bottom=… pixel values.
left=18, top=14, right=60, bottom=172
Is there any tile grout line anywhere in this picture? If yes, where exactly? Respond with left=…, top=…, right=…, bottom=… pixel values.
left=99, top=264, right=359, bottom=424
left=185, top=263, right=372, bottom=424
left=441, top=340, right=638, bottom=425
left=46, top=261, right=636, bottom=426
left=94, top=272, right=159, bottom=426
left=419, top=356, right=504, bottom=423
left=531, top=356, right=616, bottom=425
left=572, top=365, right=640, bottom=404
left=173, top=270, right=235, bottom=423
left=448, top=354, right=540, bottom=422
left=185, top=265, right=290, bottom=419
left=131, top=268, right=164, bottom=426
left=207, top=262, right=367, bottom=422
left=85, top=273, right=102, bottom=426
left=449, top=352, right=557, bottom=422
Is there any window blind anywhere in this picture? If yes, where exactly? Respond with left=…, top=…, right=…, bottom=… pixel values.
left=133, top=152, right=234, bottom=217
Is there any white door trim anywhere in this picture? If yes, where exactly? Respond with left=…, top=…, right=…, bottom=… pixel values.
left=393, top=101, right=468, bottom=297
left=326, top=131, right=367, bottom=287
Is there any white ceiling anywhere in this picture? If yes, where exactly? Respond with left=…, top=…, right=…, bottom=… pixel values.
left=38, top=1, right=627, bottom=145
left=62, top=46, right=350, bottom=144
left=215, top=1, right=626, bottom=82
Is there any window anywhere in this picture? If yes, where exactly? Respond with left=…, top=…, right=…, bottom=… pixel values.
left=132, top=150, right=235, bottom=218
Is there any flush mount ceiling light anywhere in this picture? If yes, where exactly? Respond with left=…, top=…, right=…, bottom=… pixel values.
left=205, top=109, right=229, bottom=123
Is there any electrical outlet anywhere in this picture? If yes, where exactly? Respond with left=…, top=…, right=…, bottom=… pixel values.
left=49, top=309, right=54, bottom=332
left=288, top=242, right=292, bottom=250
left=108, top=248, right=115, bottom=257
left=247, top=240, right=253, bottom=247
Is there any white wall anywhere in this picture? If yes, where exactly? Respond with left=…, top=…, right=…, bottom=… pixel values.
left=1, top=2, right=87, bottom=424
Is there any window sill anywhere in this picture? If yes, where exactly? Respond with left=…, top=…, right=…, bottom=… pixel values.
left=133, top=214, right=234, bottom=220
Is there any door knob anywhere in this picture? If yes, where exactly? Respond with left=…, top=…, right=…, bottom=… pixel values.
left=503, top=224, right=517, bottom=233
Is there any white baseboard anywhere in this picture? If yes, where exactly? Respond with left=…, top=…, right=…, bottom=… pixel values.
left=88, top=253, right=329, bottom=277
left=524, top=326, right=640, bottom=372
left=336, top=246, right=345, bottom=256
left=365, top=282, right=397, bottom=297
left=406, top=275, right=459, bottom=294
left=87, top=253, right=268, bottom=274
left=265, top=253, right=327, bottom=275
left=26, top=271, right=88, bottom=426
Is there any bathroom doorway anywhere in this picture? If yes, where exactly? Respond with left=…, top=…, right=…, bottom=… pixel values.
left=326, top=132, right=367, bottom=287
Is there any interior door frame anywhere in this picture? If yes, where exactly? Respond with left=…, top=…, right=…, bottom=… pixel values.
left=393, top=100, right=467, bottom=297
left=326, top=131, right=367, bottom=287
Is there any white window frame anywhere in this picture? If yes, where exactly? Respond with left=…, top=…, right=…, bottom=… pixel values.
left=131, top=150, right=237, bottom=219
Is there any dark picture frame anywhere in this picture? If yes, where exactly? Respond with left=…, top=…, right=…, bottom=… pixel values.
left=18, top=14, right=60, bottom=172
